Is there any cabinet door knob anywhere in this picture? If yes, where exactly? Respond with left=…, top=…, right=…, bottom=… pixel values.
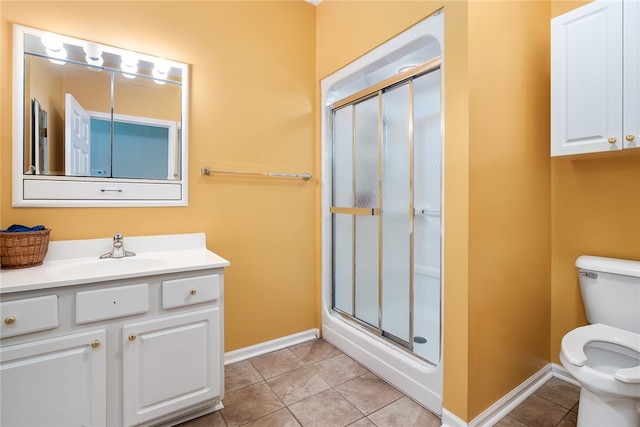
left=128, top=333, right=137, bottom=342
left=608, top=137, right=617, bottom=144
left=626, top=134, right=636, bottom=142
left=4, top=316, right=16, bottom=325
left=189, top=288, right=197, bottom=296
left=91, top=340, right=101, bottom=349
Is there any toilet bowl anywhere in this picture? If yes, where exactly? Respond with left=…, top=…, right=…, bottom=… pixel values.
left=560, top=256, right=640, bottom=427
left=560, top=324, right=640, bottom=426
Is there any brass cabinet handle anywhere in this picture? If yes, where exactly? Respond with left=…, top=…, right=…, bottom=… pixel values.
left=626, top=134, right=636, bottom=142
left=189, top=288, right=197, bottom=296
left=128, top=333, right=137, bottom=342
left=608, top=137, right=617, bottom=144
left=4, top=316, right=16, bottom=325
left=91, top=340, right=101, bottom=349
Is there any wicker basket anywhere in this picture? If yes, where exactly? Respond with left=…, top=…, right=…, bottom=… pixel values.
left=0, top=229, right=51, bottom=269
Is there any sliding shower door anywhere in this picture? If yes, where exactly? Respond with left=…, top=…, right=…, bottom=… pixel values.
left=331, top=62, right=441, bottom=363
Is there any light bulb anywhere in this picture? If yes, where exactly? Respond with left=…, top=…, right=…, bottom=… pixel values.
left=41, top=32, right=63, bottom=51
left=46, top=46, right=67, bottom=65
left=83, top=42, right=103, bottom=66
left=41, top=32, right=66, bottom=64
left=121, top=51, right=139, bottom=78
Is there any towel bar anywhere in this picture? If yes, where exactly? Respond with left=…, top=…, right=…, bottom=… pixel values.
left=200, top=167, right=312, bottom=180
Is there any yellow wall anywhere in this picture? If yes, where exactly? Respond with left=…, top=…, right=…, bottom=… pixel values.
left=467, top=1, right=551, bottom=418
left=549, top=0, right=640, bottom=364
left=1, top=1, right=318, bottom=352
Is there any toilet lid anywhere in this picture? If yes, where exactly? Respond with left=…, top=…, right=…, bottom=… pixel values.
left=562, top=323, right=640, bottom=384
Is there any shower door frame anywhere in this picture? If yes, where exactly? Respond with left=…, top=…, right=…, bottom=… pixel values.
left=329, top=56, right=442, bottom=361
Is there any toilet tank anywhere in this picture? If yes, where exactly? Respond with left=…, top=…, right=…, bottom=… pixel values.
left=576, top=255, right=640, bottom=333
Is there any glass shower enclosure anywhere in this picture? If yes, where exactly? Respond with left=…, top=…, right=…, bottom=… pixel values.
left=330, top=60, right=441, bottom=363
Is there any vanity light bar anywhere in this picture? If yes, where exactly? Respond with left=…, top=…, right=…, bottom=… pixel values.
left=200, top=167, right=312, bottom=181
left=29, top=28, right=178, bottom=84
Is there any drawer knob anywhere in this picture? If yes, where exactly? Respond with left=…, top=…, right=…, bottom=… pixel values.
left=189, top=288, right=197, bottom=296
left=91, top=340, right=101, bottom=349
left=608, top=137, right=617, bottom=144
left=626, top=134, right=636, bottom=142
left=128, top=333, right=137, bottom=342
left=4, top=316, right=16, bottom=325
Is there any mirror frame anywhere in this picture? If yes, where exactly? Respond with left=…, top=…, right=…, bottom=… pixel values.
left=12, top=24, right=190, bottom=207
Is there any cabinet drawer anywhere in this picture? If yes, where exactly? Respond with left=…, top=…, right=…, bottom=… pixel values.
left=76, top=283, right=149, bottom=324
left=0, top=295, right=58, bottom=338
left=162, top=274, right=220, bottom=309
left=23, top=179, right=182, bottom=201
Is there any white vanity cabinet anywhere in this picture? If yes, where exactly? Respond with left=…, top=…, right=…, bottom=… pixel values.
left=0, top=327, right=107, bottom=427
left=123, top=308, right=221, bottom=426
left=122, top=274, right=224, bottom=425
left=551, top=0, right=639, bottom=156
left=0, top=233, right=229, bottom=426
left=0, top=294, right=107, bottom=427
left=1, top=268, right=225, bottom=427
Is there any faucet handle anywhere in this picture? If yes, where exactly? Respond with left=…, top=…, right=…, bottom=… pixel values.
left=114, top=232, right=123, bottom=240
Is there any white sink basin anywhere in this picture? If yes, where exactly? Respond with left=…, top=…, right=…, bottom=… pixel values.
left=0, top=233, right=231, bottom=294
left=55, top=257, right=169, bottom=277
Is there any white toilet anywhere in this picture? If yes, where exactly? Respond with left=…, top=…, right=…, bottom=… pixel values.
left=560, top=255, right=640, bottom=427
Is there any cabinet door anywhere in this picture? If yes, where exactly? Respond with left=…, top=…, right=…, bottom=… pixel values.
left=0, top=329, right=107, bottom=427
left=624, top=0, right=640, bottom=150
left=122, top=308, right=221, bottom=427
left=551, top=0, right=623, bottom=156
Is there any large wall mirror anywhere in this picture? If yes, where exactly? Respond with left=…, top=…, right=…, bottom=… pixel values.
left=12, top=24, right=189, bottom=207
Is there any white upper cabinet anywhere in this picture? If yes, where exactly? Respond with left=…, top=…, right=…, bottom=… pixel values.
left=551, top=0, right=639, bottom=156
left=624, top=0, right=640, bottom=149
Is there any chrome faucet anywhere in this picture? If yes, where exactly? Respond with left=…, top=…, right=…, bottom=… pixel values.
left=100, top=232, right=136, bottom=259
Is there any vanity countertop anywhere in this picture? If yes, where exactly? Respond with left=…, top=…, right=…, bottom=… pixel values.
left=0, top=233, right=230, bottom=294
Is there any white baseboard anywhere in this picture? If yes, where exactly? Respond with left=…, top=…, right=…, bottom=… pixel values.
left=442, top=364, right=554, bottom=427
left=551, top=362, right=579, bottom=387
left=224, top=329, right=319, bottom=365
left=442, top=408, right=467, bottom=427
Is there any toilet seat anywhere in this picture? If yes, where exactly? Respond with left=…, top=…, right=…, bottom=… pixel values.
left=561, top=323, right=640, bottom=384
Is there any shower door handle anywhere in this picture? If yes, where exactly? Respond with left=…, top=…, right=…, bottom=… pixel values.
left=413, top=208, right=440, bottom=217
left=330, top=207, right=381, bottom=216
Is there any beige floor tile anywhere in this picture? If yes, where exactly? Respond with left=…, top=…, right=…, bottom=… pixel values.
left=224, top=360, right=264, bottom=392
left=288, top=388, right=364, bottom=427
left=217, top=340, right=589, bottom=427
left=175, top=409, right=227, bottom=427
left=314, top=353, right=370, bottom=386
left=250, top=348, right=306, bottom=379
left=220, top=382, right=284, bottom=427
left=348, top=417, right=377, bottom=426
left=242, top=408, right=302, bottom=427
left=494, top=415, right=528, bottom=427
left=508, top=394, right=570, bottom=427
left=267, top=365, right=332, bottom=406
left=367, top=397, right=441, bottom=427
left=534, top=377, right=581, bottom=410
left=335, top=372, right=404, bottom=415
left=557, top=409, right=577, bottom=427
left=289, top=339, right=343, bottom=364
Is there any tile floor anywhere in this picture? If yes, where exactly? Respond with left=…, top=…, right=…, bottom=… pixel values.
left=178, top=339, right=580, bottom=427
